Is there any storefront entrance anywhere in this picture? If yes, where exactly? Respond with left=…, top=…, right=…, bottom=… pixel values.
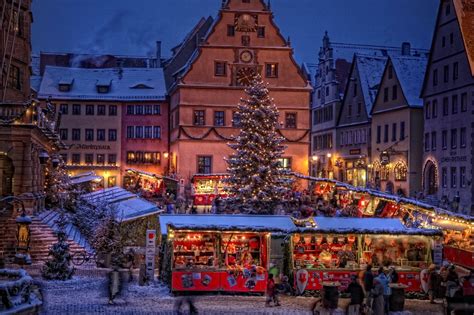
left=345, top=167, right=366, bottom=188
left=424, top=160, right=438, bottom=195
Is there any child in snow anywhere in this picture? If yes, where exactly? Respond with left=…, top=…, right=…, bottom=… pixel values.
left=265, top=273, right=280, bottom=307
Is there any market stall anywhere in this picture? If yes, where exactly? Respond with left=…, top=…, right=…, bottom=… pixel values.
left=158, top=215, right=294, bottom=293
left=291, top=217, right=442, bottom=294
left=124, top=168, right=178, bottom=198
left=192, top=174, right=228, bottom=206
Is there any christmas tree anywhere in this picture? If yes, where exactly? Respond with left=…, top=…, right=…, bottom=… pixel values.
left=225, top=75, right=293, bottom=214
left=44, top=154, right=72, bottom=209
left=42, top=210, right=74, bottom=280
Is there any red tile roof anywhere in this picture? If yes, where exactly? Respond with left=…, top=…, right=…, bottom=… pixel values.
left=454, top=0, right=474, bottom=76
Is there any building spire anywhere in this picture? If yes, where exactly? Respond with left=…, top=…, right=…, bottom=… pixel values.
left=323, top=31, right=330, bottom=49
left=267, top=0, right=271, bottom=10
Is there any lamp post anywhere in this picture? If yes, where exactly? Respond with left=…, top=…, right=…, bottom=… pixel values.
left=0, top=196, right=32, bottom=265
left=310, top=155, right=318, bottom=177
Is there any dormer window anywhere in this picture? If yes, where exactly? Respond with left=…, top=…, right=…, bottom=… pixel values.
left=58, top=77, right=73, bottom=92
left=96, top=79, right=111, bottom=93
left=97, top=85, right=109, bottom=93
left=58, top=84, right=71, bottom=92
left=130, top=83, right=153, bottom=89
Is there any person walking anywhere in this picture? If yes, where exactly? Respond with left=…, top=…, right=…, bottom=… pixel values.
left=363, top=264, right=374, bottom=309
left=376, top=267, right=391, bottom=314
left=427, top=264, right=438, bottom=304
left=265, top=273, right=280, bottom=307
left=347, top=275, right=365, bottom=315
left=371, top=278, right=385, bottom=315
left=108, top=266, right=122, bottom=305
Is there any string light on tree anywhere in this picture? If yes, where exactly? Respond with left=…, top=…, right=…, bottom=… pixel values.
left=225, top=75, right=293, bottom=214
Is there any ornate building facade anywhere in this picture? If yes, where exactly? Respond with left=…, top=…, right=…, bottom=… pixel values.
left=37, top=67, right=168, bottom=188
left=421, top=0, right=474, bottom=214
left=0, top=0, right=62, bottom=211
left=166, top=0, right=311, bottom=184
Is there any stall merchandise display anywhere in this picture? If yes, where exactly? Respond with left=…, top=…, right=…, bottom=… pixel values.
left=169, top=230, right=269, bottom=293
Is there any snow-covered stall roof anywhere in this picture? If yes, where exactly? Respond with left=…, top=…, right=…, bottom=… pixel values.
left=159, top=214, right=296, bottom=235
left=390, top=55, right=427, bottom=106
left=115, top=198, right=163, bottom=222
left=38, top=66, right=166, bottom=101
left=69, top=172, right=103, bottom=185
left=81, top=187, right=161, bottom=222
left=355, top=54, right=387, bottom=115
left=291, top=173, right=474, bottom=224
left=300, top=217, right=442, bottom=235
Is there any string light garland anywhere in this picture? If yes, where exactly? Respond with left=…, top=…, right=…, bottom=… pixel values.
left=224, top=76, right=293, bottom=214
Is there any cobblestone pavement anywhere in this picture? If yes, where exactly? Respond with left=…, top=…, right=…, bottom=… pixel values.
left=37, top=276, right=444, bottom=315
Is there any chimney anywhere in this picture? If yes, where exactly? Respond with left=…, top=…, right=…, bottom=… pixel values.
left=401, top=42, right=411, bottom=56
left=156, top=41, right=162, bottom=68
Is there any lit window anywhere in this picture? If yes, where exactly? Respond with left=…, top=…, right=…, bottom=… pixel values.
left=278, top=158, right=292, bottom=170
left=394, top=162, right=407, bottom=181
left=265, top=63, right=278, bottom=78
left=197, top=156, right=212, bottom=174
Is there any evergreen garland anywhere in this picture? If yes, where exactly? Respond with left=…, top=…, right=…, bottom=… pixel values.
left=225, top=75, right=293, bottom=214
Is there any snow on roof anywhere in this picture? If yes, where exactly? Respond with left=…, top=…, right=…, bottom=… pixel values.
left=115, top=198, right=162, bottom=222
left=38, top=66, right=166, bottom=101
left=30, top=75, right=42, bottom=92
left=391, top=56, right=427, bottom=106
left=82, top=187, right=161, bottom=222
left=292, top=173, right=474, bottom=223
left=355, top=54, right=388, bottom=114
left=331, top=42, right=429, bottom=63
left=159, top=214, right=296, bottom=235
left=70, top=174, right=102, bottom=185
left=304, top=216, right=440, bottom=235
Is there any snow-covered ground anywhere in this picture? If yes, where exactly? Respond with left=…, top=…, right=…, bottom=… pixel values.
left=37, top=276, right=444, bottom=315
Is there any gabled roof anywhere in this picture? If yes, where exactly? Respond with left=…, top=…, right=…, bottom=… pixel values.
left=355, top=54, right=388, bottom=114
left=453, top=0, right=474, bottom=76
left=38, top=66, right=166, bottom=101
left=391, top=55, right=428, bottom=107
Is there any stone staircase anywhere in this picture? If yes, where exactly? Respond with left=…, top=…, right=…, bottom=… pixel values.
left=0, top=209, right=93, bottom=264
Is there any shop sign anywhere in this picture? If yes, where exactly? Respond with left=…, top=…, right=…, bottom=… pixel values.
left=145, top=230, right=156, bottom=281
left=349, top=149, right=361, bottom=155
left=441, top=156, right=467, bottom=163
left=380, top=151, right=390, bottom=165
left=74, top=144, right=112, bottom=150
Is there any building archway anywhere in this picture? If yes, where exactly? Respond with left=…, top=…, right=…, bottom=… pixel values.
left=423, top=160, right=438, bottom=196
left=0, top=155, right=14, bottom=197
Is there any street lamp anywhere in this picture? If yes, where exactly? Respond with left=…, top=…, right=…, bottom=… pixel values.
left=39, top=151, right=49, bottom=165
left=0, top=196, right=32, bottom=265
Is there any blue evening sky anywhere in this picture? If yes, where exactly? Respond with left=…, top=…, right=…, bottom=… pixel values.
left=32, top=0, right=438, bottom=63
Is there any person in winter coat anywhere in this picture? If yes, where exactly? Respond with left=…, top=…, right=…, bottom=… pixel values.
left=371, top=278, right=385, bottom=315
left=389, top=266, right=398, bottom=283
left=265, top=273, right=280, bottom=307
left=363, top=265, right=374, bottom=307
left=108, top=266, right=122, bottom=304
left=427, top=264, right=438, bottom=303
left=376, top=267, right=391, bottom=314
left=347, top=275, right=365, bottom=314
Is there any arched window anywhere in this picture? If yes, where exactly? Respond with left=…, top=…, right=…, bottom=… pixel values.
left=380, top=166, right=390, bottom=181
left=394, top=161, right=408, bottom=181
